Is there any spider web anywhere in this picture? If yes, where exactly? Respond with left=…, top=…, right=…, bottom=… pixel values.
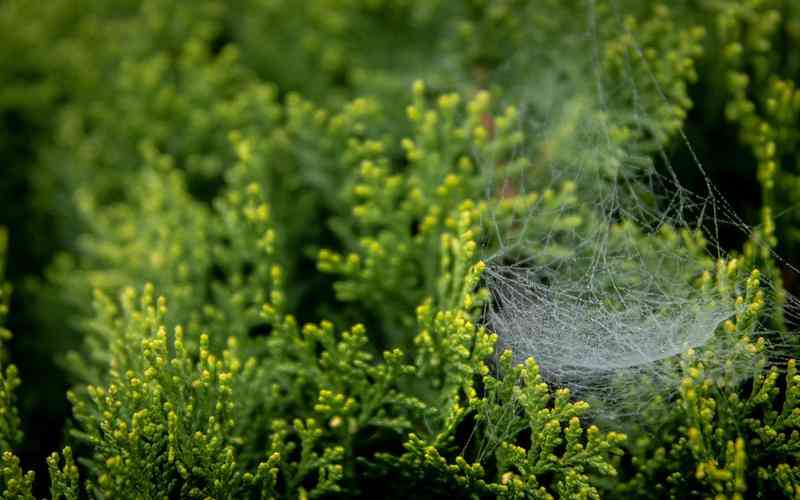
left=478, top=0, right=798, bottom=422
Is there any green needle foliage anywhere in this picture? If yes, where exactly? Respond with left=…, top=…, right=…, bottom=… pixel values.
left=0, top=229, right=22, bottom=454
left=3, top=1, right=800, bottom=499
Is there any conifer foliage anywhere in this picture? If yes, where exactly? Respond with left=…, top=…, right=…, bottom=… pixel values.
left=3, top=1, right=800, bottom=498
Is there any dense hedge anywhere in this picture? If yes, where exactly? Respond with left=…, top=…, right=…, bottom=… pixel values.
left=2, top=1, right=800, bottom=498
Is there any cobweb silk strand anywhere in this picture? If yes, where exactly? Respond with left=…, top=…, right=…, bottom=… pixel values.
left=480, top=1, right=792, bottom=422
